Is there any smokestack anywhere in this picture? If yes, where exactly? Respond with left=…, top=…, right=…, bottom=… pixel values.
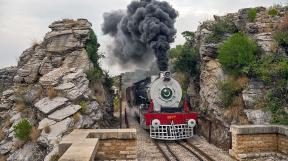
left=102, top=0, right=178, bottom=71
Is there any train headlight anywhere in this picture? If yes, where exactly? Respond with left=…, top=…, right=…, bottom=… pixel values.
left=151, top=119, right=161, bottom=128
left=187, top=119, right=196, bottom=127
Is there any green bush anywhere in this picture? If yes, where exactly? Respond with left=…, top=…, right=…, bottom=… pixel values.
left=219, top=79, right=243, bottom=108
left=266, top=81, right=288, bottom=125
left=85, top=30, right=101, bottom=68
left=252, top=55, right=288, bottom=83
left=103, top=71, right=113, bottom=89
left=171, top=45, right=199, bottom=76
left=86, top=68, right=103, bottom=83
left=79, top=101, right=88, bottom=114
left=274, top=31, right=288, bottom=47
left=248, top=8, right=257, bottom=22
left=218, top=32, right=259, bottom=75
left=268, top=7, right=278, bottom=16
left=205, top=18, right=238, bottom=43
left=13, top=119, right=32, bottom=141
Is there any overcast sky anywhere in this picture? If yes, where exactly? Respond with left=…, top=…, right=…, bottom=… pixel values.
left=0, top=0, right=287, bottom=75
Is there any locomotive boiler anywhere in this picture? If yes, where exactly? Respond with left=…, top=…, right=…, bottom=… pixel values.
left=126, top=71, right=198, bottom=140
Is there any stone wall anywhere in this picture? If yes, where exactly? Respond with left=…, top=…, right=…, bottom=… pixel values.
left=58, top=129, right=137, bottom=161
left=96, top=139, right=136, bottom=160
left=230, top=125, right=288, bottom=160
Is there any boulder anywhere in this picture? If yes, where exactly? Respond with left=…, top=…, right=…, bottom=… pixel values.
left=84, top=101, right=99, bottom=114
left=254, top=32, right=276, bottom=53
left=7, top=143, right=47, bottom=161
left=0, top=141, right=13, bottom=155
left=55, top=82, right=75, bottom=91
left=242, top=80, right=264, bottom=109
left=0, top=104, right=10, bottom=111
left=24, top=85, right=42, bottom=104
left=62, top=69, right=85, bottom=82
left=2, top=89, right=14, bottom=98
left=74, top=115, right=94, bottom=128
left=38, top=118, right=57, bottom=130
left=62, top=49, right=92, bottom=72
left=0, top=67, right=17, bottom=88
left=46, top=33, right=81, bottom=53
left=48, top=105, right=81, bottom=121
left=10, top=113, right=22, bottom=123
left=34, top=97, right=68, bottom=114
left=40, top=118, right=73, bottom=144
left=43, top=145, right=59, bottom=161
left=244, top=109, right=271, bottom=124
left=39, top=67, right=74, bottom=86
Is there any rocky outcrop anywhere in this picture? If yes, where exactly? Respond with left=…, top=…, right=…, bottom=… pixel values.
left=0, top=67, right=17, bottom=91
left=0, top=19, right=113, bottom=160
left=13, top=19, right=93, bottom=84
left=192, top=6, right=288, bottom=149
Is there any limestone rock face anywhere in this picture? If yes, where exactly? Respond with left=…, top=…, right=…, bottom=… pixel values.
left=13, top=19, right=93, bottom=84
left=39, top=118, right=73, bottom=144
left=244, top=109, right=271, bottom=124
left=0, top=18, right=113, bottom=161
left=0, top=67, right=17, bottom=89
left=199, top=59, right=225, bottom=115
left=242, top=80, right=264, bottom=109
left=35, top=97, right=68, bottom=114
left=7, top=143, right=47, bottom=161
left=39, top=67, right=74, bottom=86
left=192, top=6, right=287, bottom=149
left=48, top=105, right=81, bottom=121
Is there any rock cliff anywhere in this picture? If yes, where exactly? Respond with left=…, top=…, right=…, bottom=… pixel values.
left=0, top=19, right=114, bottom=161
left=189, top=6, right=288, bottom=149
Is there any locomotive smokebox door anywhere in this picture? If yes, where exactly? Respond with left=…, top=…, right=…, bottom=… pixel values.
left=150, top=71, right=182, bottom=112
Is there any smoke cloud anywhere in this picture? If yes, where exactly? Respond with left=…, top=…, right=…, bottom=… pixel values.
left=102, top=0, right=178, bottom=71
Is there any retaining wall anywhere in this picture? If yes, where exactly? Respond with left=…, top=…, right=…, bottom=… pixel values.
left=229, top=125, right=288, bottom=160
left=59, top=129, right=137, bottom=161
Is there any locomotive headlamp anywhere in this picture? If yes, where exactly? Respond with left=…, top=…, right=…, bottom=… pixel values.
left=187, top=119, right=196, bottom=127
left=151, top=119, right=161, bottom=128
left=164, top=71, right=171, bottom=81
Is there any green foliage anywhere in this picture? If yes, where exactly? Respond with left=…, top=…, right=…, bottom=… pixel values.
left=274, top=31, right=288, bottom=47
left=79, top=101, right=88, bottom=114
left=169, top=45, right=199, bottom=76
left=219, top=79, right=243, bottom=108
left=266, top=81, right=288, bottom=125
left=85, top=30, right=101, bottom=68
left=113, top=96, right=119, bottom=112
left=103, top=71, right=114, bottom=89
left=252, top=55, right=288, bottom=83
left=49, top=154, right=60, bottom=161
left=218, top=33, right=259, bottom=75
left=13, top=119, right=32, bottom=141
left=248, top=8, right=257, bottom=22
left=86, top=68, right=103, bottom=83
left=181, top=31, right=195, bottom=46
left=268, top=7, right=278, bottom=16
left=205, top=18, right=238, bottom=43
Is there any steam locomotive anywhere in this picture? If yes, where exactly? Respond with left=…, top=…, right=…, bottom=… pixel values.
left=126, top=71, right=198, bottom=140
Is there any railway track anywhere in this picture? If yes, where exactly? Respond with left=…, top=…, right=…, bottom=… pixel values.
left=154, top=140, right=216, bottom=161
left=125, top=106, right=216, bottom=161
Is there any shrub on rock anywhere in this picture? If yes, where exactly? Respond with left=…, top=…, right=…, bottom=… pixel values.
left=218, top=32, right=259, bottom=75
left=248, top=8, right=257, bottom=22
left=13, top=119, right=32, bottom=141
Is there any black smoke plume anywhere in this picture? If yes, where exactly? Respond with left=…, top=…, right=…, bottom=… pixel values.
left=102, top=0, right=178, bottom=71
